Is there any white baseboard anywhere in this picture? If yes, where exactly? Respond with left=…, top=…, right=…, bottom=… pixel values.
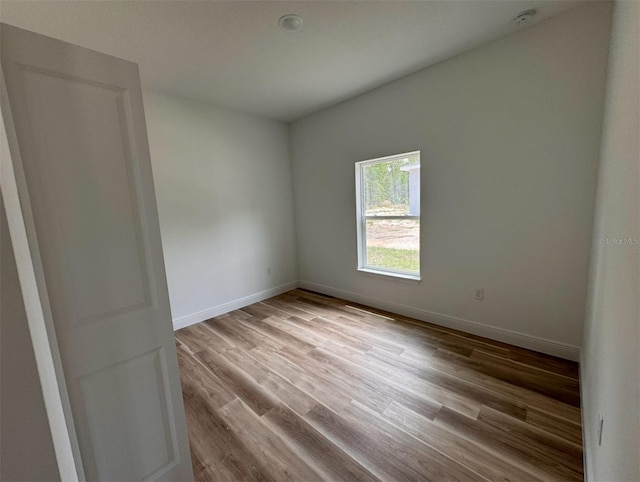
left=172, top=281, right=298, bottom=331
left=299, top=280, right=580, bottom=361
left=172, top=278, right=580, bottom=361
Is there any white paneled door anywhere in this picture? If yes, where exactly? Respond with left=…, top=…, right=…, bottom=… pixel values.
left=0, top=24, right=193, bottom=481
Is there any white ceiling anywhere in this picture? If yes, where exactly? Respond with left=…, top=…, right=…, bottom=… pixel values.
left=0, top=0, right=587, bottom=122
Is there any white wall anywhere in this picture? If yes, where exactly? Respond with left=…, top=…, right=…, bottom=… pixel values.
left=143, top=90, right=297, bottom=329
left=290, top=3, right=612, bottom=359
left=1, top=197, right=59, bottom=481
left=581, top=1, right=639, bottom=480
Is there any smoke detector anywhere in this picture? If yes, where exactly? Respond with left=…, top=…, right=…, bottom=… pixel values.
left=512, top=9, right=537, bottom=26
left=278, top=14, right=303, bottom=31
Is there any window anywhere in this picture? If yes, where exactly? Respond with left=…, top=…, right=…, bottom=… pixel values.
left=355, top=151, right=420, bottom=280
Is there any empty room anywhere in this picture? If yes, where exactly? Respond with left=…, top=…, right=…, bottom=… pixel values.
left=0, top=0, right=638, bottom=481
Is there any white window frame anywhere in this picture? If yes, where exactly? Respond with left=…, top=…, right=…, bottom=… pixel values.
left=355, top=151, right=421, bottom=281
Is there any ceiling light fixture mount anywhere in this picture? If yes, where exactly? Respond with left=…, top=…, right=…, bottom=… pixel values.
left=279, top=14, right=303, bottom=31
left=512, top=9, right=537, bottom=26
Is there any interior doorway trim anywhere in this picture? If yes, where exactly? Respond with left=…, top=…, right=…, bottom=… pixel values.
left=1, top=64, right=84, bottom=482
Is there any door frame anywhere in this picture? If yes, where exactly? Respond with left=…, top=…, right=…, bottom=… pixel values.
left=0, top=63, right=84, bottom=481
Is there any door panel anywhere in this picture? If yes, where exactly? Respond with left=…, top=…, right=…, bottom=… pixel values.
left=1, top=23, right=193, bottom=481
left=80, top=348, right=175, bottom=481
left=18, top=67, right=153, bottom=326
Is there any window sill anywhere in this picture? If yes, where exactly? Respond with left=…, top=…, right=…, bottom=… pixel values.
left=357, top=268, right=421, bottom=284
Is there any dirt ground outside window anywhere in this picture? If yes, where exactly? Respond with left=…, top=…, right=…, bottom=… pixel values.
left=366, top=219, right=419, bottom=250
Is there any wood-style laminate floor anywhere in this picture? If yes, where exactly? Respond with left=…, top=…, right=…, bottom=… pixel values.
left=176, top=289, right=583, bottom=482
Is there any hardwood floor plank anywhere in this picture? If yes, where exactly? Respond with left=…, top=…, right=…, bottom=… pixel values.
left=263, top=403, right=381, bottom=482
left=434, top=406, right=583, bottom=481
left=217, top=398, right=323, bottom=482
left=288, top=315, right=373, bottom=352
left=308, top=347, right=443, bottom=419
left=342, top=400, right=487, bottom=481
left=239, top=303, right=274, bottom=320
left=195, top=348, right=277, bottom=416
left=326, top=343, right=481, bottom=419
left=427, top=348, right=582, bottom=423
left=247, top=344, right=353, bottom=412
left=277, top=345, right=392, bottom=413
left=295, top=290, right=510, bottom=358
left=297, top=291, right=581, bottom=382
left=477, top=406, right=584, bottom=474
left=475, top=347, right=580, bottom=380
left=290, top=292, right=473, bottom=356
left=261, top=314, right=336, bottom=351
left=382, top=400, right=544, bottom=482
left=221, top=347, right=317, bottom=416
left=261, top=297, right=317, bottom=321
left=204, top=316, right=258, bottom=351
left=304, top=402, right=429, bottom=481
left=319, top=314, right=406, bottom=355
left=238, top=314, right=317, bottom=354
left=470, top=349, right=581, bottom=405
left=176, top=322, right=233, bottom=354
left=316, top=292, right=510, bottom=352
left=525, top=406, right=583, bottom=446
left=231, top=315, right=290, bottom=353
left=176, top=289, right=583, bottom=482
left=182, top=393, right=273, bottom=481
left=365, top=346, right=529, bottom=420
left=285, top=297, right=406, bottom=355
left=226, top=309, right=252, bottom=320
left=177, top=346, right=235, bottom=410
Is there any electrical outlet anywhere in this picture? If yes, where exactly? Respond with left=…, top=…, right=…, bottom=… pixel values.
left=598, top=412, right=604, bottom=446
left=474, top=288, right=484, bottom=301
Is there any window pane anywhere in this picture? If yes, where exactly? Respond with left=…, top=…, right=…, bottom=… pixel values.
left=365, top=218, right=419, bottom=273
left=363, top=155, right=419, bottom=216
